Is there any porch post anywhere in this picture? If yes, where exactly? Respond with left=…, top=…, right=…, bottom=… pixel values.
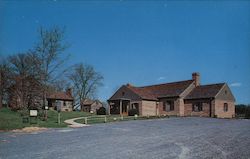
left=120, top=99, right=122, bottom=115
left=108, top=101, right=111, bottom=115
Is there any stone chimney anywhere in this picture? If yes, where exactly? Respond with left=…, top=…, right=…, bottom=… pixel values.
left=66, top=88, right=72, bottom=96
left=192, top=72, right=200, bottom=86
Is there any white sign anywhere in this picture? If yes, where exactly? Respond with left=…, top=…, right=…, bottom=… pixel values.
left=30, top=110, right=38, bottom=117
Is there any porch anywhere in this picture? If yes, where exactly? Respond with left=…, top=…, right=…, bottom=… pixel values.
left=108, top=99, right=140, bottom=116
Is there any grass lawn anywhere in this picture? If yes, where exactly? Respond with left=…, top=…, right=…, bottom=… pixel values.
left=0, top=107, right=91, bottom=131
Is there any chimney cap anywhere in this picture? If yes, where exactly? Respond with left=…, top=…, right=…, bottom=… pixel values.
left=192, top=72, right=200, bottom=86
left=126, top=83, right=133, bottom=87
left=192, top=72, right=200, bottom=76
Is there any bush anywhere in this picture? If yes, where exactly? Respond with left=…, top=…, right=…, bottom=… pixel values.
left=128, top=109, right=138, bottom=116
left=236, top=104, right=250, bottom=119
left=97, top=107, right=106, bottom=115
left=18, top=109, right=29, bottom=117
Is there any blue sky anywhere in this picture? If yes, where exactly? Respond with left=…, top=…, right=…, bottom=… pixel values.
left=0, top=1, right=250, bottom=104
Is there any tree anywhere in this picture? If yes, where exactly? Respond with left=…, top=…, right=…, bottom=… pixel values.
left=34, top=26, right=69, bottom=108
left=68, top=63, right=103, bottom=111
left=0, top=57, right=12, bottom=109
left=8, top=52, right=42, bottom=110
left=1, top=26, right=70, bottom=110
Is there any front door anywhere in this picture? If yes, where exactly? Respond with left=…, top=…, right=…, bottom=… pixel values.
left=122, top=100, right=129, bottom=116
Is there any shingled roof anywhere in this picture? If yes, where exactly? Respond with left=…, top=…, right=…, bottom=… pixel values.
left=126, top=80, right=194, bottom=100
left=81, top=99, right=102, bottom=105
left=184, top=83, right=225, bottom=99
left=47, top=92, right=74, bottom=101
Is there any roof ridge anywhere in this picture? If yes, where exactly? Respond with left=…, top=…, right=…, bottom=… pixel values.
left=198, top=83, right=225, bottom=87
left=185, top=83, right=226, bottom=99
left=125, top=85, right=143, bottom=96
left=138, top=79, right=194, bottom=88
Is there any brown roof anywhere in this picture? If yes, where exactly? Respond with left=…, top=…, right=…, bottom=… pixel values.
left=184, top=83, right=225, bottom=99
left=126, top=80, right=194, bottom=100
left=81, top=99, right=101, bottom=105
left=47, top=92, right=74, bottom=101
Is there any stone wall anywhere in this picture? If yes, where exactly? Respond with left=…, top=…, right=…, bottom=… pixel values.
left=214, top=100, right=235, bottom=118
left=141, top=100, right=157, bottom=116
left=158, top=98, right=180, bottom=116
left=184, top=99, right=211, bottom=117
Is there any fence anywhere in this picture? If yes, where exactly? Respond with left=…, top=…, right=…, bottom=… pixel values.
left=81, top=115, right=169, bottom=124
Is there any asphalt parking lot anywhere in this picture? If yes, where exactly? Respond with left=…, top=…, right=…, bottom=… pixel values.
left=0, top=117, right=250, bottom=159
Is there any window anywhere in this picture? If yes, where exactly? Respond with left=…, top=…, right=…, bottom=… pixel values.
left=163, top=101, right=174, bottom=111
left=224, top=103, right=228, bottom=112
left=122, top=92, right=125, bottom=96
left=192, top=102, right=203, bottom=112
left=130, top=103, right=139, bottom=112
left=63, top=101, right=66, bottom=106
left=163, top=102, right=166, bottom=111
left=169, top=101, right=174, bottom=111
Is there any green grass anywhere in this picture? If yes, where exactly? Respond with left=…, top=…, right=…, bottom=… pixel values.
left=0, top=107, right=29, bottom=130
left=0, top=107, right=170, bottom=130
left=0, top=107, right=91, bottom=130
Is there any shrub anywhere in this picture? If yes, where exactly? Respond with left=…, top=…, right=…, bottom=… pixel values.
left=236, top=104, right=250, bottom=119
left=97, top=107, right=106, bottom=115
left=18, top=109, right=29, bottom=117
left=128, top=109, right=138, bottom=116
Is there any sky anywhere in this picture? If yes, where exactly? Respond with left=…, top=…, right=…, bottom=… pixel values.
left=0, top=0, right=250, bottom=104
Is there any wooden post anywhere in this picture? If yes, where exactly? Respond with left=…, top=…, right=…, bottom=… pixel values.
left=58, top=112, right=61, bottom=124
left=108, top=102, right=110, bottom=115
left=45, top=110, right=48, bottom=121
left=120, top=100, right=122, bottom=115
left=104, top=116, right=107, bottom=123
left=84, top=117, right=88, bottom=124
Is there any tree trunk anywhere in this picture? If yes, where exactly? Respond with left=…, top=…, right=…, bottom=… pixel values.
left=0, top=72, right=2, bottom=109
left=0, top=93, right=2, bottom=109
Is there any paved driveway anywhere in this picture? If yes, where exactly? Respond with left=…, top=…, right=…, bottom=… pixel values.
left=0, top=117, right=250, bottom=159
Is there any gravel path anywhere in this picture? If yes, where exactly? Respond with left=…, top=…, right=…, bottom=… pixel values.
left=0, top=117, right=250, bottom=159
left=64, top=117, right=89, bottom=128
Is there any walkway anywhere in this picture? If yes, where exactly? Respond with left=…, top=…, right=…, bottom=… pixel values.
left=64, top=117, right=89, bottom=128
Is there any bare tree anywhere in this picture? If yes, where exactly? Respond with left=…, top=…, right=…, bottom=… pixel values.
left=0, top=57, right=12, bottom=109
left=8, top=53, right=42, bottom=110
left=68, top=63, right=103, bottom=111
left=51, top=78, right=71, bottom=92
left=2, top=26, right=69, bottom=110
left=34, top=26, right=69, bottom=108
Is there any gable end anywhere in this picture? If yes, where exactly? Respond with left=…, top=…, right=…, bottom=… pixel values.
left=215, top=84, right=235, bottom=102
left=108, top=85, right=142, bottom=101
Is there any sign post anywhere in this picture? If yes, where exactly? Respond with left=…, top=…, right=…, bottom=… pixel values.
left=29, top=109, right=38, bottom=124
left=44, top=105, right=49, bottom=121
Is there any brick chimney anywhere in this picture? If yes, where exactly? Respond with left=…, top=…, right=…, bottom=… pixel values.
left=66, top=88, right=72, bottom=96
left=192, top=72, right=200, bottom=86
left=126, top=83, right=133, bottom=87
